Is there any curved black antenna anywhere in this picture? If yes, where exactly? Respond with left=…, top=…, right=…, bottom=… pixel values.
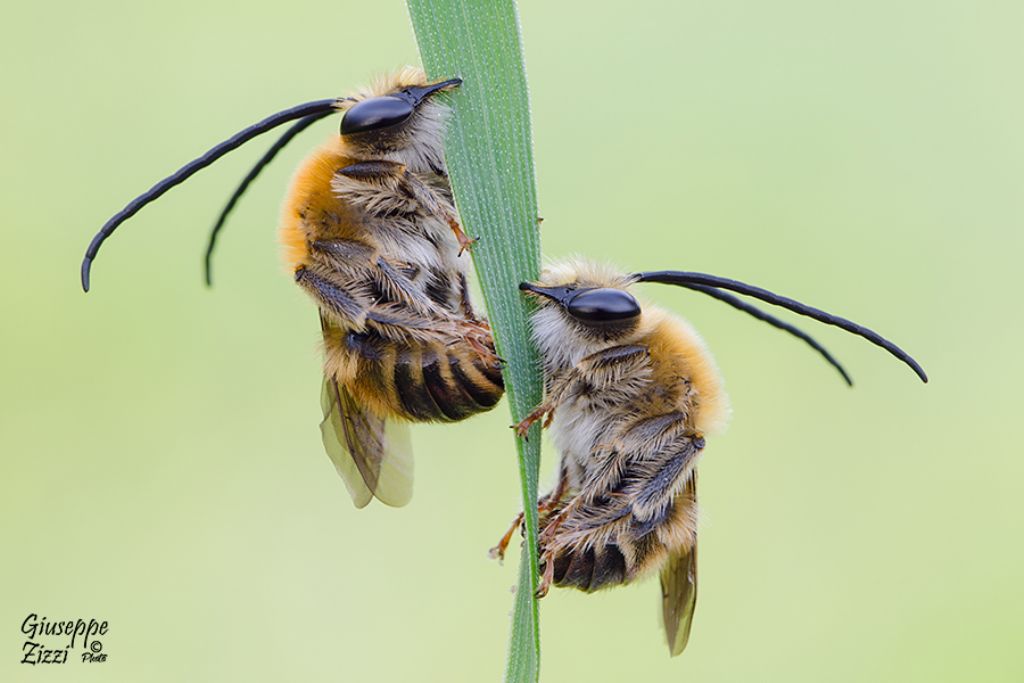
left=81, top=98, right=342, bottom=292
left=681, top=284, right=853, bottom=386
left=204, top=109, right=335, bottom=286
left=634, top=270, right=928, bottom=383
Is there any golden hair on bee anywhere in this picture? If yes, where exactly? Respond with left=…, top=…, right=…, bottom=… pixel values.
left=492, top=257, right=927, bottom=657
left=80, top=68, right=503, bottom=510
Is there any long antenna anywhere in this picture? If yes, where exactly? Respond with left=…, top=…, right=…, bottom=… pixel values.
left=635, top=270, right=928, bottom=383
left=81, top=98, right=341, bottom=292
left=682, top=283, right=853, bottom=385
left=204, top=109, right=335, bottom=286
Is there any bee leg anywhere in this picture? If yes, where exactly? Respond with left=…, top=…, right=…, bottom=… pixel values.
left=535, top=550, right=556, bottom=598
left=489, top=460, right=570, bottom=561
left=458, top=272, right=478, bottom=320
left=395, top=167, right=477, bottom=255
left=336, top=159, right=406, bottom=181
left=310, top=241, right=481, bottom=336
left=488, top=511, right=524, bottom=562
left=447, top=216, right=478, bottom=256
left=540, top=458, right=571, bottom=518
left=463, top=329, right=504, bottom=367
left=514, top=374, right=573, bottom=437
left=514, top=403, right=554, bottom=439
left=373, top=256, right=470, bottom=322
left=310, top=239, right=436, bottom=318
left=337, top=160, right=477, bottom=254
left=632, top=433, right=706, bottom=521
left=294, top=267, right=366, bottom=327
left=309, top=238, right=376, bottom=266
left=538, top=498, right=575, bottom=545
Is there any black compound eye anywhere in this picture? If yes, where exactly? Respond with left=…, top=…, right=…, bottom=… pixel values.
left=341, top=96, right=414, bottom=135
left=566, top=288, right=641, bottom=325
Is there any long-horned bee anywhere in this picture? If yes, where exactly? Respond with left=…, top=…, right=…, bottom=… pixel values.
left=80, top=68, right=504, bottom=507
left=492, top=259, right=926, bottom=655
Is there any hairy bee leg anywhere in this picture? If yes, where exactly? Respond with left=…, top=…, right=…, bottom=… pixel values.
left=543, top=459, right=571, bottom=514
left=310, top=238, right=439, bottom=314
left=298, top=261, right=452, bottom=338
left=537, top=432, right=706, bottom=559
left=310, top=241, right=496, bottom=352
left=632, top=434, right=705, bottom=522
left=396, top=167, right=477, bottom=255
left=489, top=511, right=524, bottom=562
left=458, top=272, right=478, bottom=320
left=459, top=317, right=493, bottom=338
left=488, top=499, right=555, bottom=562
left=295, top=267, right=367, bottom=327
left=309, top=238, right=377, bottom=264
left=489, top=460, right=570, bottom=561
left=462, top=328, right=504, bottom=367
left=514, top=403, right=554, bottom=439
left=411, top=181, right=475, bottom=255
left=577, top=412, right=689, bottom=497
left=446, top=216, right=478, bottom=256
left=336, top=159, right=405, bottom=180
left=539, top=498, right=576, bottom=546
left=374, top=255, right=482, bottom=324
left=336, top=159, right=476, bottom=254
left=535, top=551, right=555, bottom=599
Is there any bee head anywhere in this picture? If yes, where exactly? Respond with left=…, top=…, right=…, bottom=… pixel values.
left=520, top=261, right=642, bottom=339
left=339, top=67, right=460, bottom=149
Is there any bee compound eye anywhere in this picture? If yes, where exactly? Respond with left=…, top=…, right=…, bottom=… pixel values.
left=566, top=288, right=641, bottom=325
left=340, top=96, right=414, bottom=135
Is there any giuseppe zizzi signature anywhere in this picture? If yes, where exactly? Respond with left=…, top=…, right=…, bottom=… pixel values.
left=20, top=614, right=109, bottom=664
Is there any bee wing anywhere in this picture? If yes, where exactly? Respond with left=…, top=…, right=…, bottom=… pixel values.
left=319, top=375, right=414, bottom=508
left=660, top=473, right=699, bottom=657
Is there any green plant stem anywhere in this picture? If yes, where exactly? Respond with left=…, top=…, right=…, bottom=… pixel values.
left=405, top=1, right=543, bottom=681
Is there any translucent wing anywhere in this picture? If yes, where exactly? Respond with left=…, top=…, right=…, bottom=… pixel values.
left=660, top=472, right=699, bottom=656
left=319, top=374, right=414, bottom=508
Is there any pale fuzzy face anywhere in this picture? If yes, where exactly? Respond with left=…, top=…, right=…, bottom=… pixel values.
left=526, top=259, right=642, bottom=374
left=338, top=66, right=452, bottom=173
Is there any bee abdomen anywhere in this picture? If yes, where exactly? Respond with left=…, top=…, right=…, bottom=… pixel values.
left=394, top=346, right=446, bottom=421
left=552, top=544, right=628, bottom=592
left=394, top=344, right=503, bottom=421
left=448, top=354, right=503, bottom=410
left=421, top=349, right=479, bottom=421
left=347, top=335, right=502, bottom=422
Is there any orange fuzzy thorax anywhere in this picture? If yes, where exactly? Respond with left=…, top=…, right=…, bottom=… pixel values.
left=279, top=137, right=358, bottom=272
left=641, top=307, right=731, bottom=435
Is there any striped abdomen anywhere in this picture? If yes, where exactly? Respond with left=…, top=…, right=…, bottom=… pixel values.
left=342, top=331, right=504, bottom=422
left=548, top=511, right=683, bottom=593
left=551, top=542, right=629, bottom=592
left=547, top=474, right=699, bottom=593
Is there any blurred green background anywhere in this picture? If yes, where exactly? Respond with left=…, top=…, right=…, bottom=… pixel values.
left=2, top=0, right=1021, bottom=681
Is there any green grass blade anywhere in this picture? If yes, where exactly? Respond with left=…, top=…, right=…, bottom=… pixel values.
left=405, top=1, right=542, bottom=680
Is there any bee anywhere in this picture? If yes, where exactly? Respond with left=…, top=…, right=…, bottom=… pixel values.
left=80, top=67, right=504, bottom=508
left=492, top=259, right=927, bottom=655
